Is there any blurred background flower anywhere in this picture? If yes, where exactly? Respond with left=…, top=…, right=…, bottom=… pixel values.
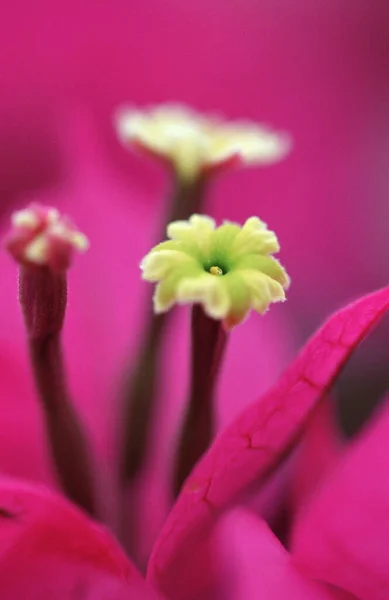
left=0, top=0, right=388, bottom=561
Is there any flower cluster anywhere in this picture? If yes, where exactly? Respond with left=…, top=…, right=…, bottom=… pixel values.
left=0, top=103, right=387, bottom=600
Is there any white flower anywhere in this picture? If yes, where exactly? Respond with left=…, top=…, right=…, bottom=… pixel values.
left=115, top=104, right=291, bottom=181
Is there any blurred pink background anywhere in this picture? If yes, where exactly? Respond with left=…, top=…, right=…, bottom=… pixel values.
left=0, top=0, right=388, bottom=546
left=1, top=0, right=388, bottom=325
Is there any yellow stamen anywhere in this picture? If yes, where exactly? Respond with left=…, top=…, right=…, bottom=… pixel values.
left=210, top=266, right=223, bottom=276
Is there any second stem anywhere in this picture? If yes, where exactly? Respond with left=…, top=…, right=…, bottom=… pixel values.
left=173, top=305, right=227, bottom=497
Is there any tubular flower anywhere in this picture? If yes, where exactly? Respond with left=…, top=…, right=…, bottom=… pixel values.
left=115, top=104, right=291, bottom=181
left=141, top=214, right=290, bottom=329
left=4, top=203, right=97, bottom=516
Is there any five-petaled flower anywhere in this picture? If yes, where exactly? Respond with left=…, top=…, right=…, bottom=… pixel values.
left=141, top=214, right=290, bottom=329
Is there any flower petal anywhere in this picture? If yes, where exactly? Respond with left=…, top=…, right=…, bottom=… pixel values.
left=235, top=254, right=290, bottom=286
left=141, top=250, right=198, bottom=281
left=214, top=509, right=335, bottom=600
left=222, top=272, right=252, bottom=327
left=0, top=476, right=162, bottom=599
left=147, top=285, right=389, bottom=598
left=167, top=215, right=216, bottom=250
left=292, top=397, right=389, bottom=600
left=240, top=269, right=287, bottom=314
left=291, top=395, right=343, bottom=515
left=177, top=274, right=231, bottom=319
left=232, top=217, right=280, bottom=257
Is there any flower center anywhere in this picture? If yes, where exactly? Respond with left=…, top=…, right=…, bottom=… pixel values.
left=209, top=265, right=223, bottom=276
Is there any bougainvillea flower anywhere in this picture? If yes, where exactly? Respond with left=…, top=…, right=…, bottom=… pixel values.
left=141, top=214, right=290, bottom=328
left=115, top=104, right=290, bottom=181
left=1, top=190, right=389, bottom=599
left=0, top=2, right=387, bottom=595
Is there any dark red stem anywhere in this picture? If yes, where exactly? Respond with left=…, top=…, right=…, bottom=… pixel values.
left=173, top=305, right=227, bottom=497
left=19, top=266, right=98, bottom=517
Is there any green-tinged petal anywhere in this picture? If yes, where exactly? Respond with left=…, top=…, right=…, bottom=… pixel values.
left=241, top=216, right=267, bottom=233
left=167, top=214, right=215, bottom=243
left=167, top=215, right=216, bottom=262
left=150, top=240, right=183, bottom=253
left=141, top=250, right=198, bottom=282
left=240, top=269, right=286, bottom=314
left=153, top=263, right=203, bottom=311
left=206, top=222, right=241, bottom=271
left=223, top=273, right=252, bottom=328
left=151, top=240, right=204, bottom=264
left=153, top=280, right=176, bottom=312
left=176, top=274, right=230, bottom=319
left=234, top=254, right=290, bottom=287
left=232, top=217, right=280, bottom=258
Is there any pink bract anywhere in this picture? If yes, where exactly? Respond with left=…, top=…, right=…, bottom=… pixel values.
left=0, top=477, right=162, bottom=599
left=147, top=285, right=389, bottom=598
left=292, top=395, right=389, bottom=600
left=0, top=284, right=388, bottom=599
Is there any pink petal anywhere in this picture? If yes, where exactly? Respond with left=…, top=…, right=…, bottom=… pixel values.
left=0, top=476, right=162, bottom=599
left=213, top=509, right=335, bottom=600
left=147, top=285, right=389, bottom=598
left=292, top=396, right=389, bottom=600
left=291, top=395, right=343, bottom=515
left=248, top=396, right=343, bottom=538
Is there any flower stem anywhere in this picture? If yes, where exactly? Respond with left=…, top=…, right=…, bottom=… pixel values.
left=119, top=311, right=168, bottom=481
left=20, top=266, right=97, bottom=517
left=118, top=175, right=208, bottom=560
left=164, top=173, right=208, bottom=226
left=119, top=174, right=208, bottom=484
left=173, top=305, right=227, bottom=497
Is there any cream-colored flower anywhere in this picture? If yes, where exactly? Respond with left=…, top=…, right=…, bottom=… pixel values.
left=115, top=104, right=291, bottom=182
left=141, top=214, right=290, bottom=329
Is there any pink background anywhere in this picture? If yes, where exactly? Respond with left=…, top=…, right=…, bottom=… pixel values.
left=0, top=0, right=388, bottom=549
left=0, top=0, right=388, bottom=320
